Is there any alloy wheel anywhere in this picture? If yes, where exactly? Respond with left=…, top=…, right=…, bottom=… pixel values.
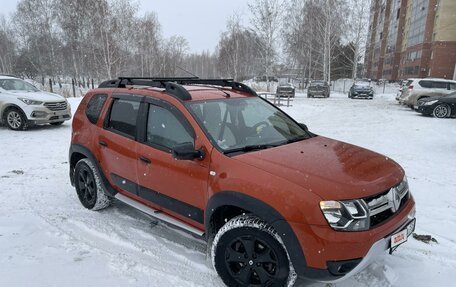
left=7, top=111, right=22, bottom=129
left=433, top=104, right=450, bottom=118
left=225, top=235, right=281, bottom=286
left=77, top=166, right=96, bottom=207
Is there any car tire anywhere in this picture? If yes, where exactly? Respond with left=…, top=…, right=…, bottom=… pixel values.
left=74, top=158, right=112, bottom=210
left=212, top=215, right=295, bottom=287
left=3, top=107, right=29, bottom=131
left=50, top=121, right=64, bottom=126
left=433, top=104, right=451, bottom=118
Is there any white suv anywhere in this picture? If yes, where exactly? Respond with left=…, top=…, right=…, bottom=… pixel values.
left=399, top=78, right=456, bottom=108
left=0, top=75, right=71, bottom=130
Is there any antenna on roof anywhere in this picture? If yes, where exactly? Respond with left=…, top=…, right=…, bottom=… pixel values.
left=176, top=65, right=199, bottom=78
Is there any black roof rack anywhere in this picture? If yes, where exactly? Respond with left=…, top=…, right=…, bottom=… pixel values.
left=98, top=77, right=257, bottom=101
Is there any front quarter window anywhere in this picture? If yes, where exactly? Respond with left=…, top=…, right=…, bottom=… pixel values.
left=188, top=97, right=309, bottom=153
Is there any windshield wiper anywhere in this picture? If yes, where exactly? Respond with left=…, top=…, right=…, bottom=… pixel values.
left=224, top=144, right=281, bottom=155
left=286, top=135, right=308, bottom=144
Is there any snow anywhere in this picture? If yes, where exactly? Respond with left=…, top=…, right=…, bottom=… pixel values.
left=1, top=93, right=455, bottom=286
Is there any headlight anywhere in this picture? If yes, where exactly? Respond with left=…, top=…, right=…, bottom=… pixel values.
left=19, top=98, right=43, bottom=105
left=423, top=100, right=438, bottom=106
left=320, top=199, right=369, bottom=231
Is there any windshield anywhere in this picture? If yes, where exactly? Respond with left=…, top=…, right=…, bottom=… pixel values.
left=310, top=81, right=325, bottom=86
left=188, top=97, right=309, bottom=153
left=0, top=79, right=39, bottom=92
left=354, top=83, right=370, bottom=88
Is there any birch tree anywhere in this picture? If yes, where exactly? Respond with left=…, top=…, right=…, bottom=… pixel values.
left=248, top=0, right=284, bottom=91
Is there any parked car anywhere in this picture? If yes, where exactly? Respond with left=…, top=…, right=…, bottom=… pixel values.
left=70, top=77, right=415, bottom=287
left=348, top=82, right=374, bottom=99
left=416, top=92, right=456, bottom=118
left=399, top=78, right=456, bottom=108
left=0, top=75, right=71, bottom=130
left=307, top=80, right=330, bottom=98
left=276, top=82, right=296, bottom=97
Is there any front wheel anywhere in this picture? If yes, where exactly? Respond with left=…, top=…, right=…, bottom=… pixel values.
left=212, top=215, right=295, bottom=287
left=74, top=159, right=111, bottom=210
left=433, top=104, right=451, bottom=118
left=4, top=108, right=29, bottom=131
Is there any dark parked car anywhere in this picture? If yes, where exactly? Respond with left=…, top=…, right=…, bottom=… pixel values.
left=417, top=93, right=456, bottom=118
left=276, top=82, right=295, bottom=97
left=348, top=82, right=374, bottom=99
left=307, top=81, right=330, bottom=98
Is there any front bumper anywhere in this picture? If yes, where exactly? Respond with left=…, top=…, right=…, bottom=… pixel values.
left=277, top=90, right=295, bottom=97
left=291, top=197, right=415, bottom=282
left=351, top=92, right=373, bottom=98
left=308, top=90, right=328, bottom=97
left=417, top=105, right=434, bottom=115
left=24, top=105, right=72, bottom=124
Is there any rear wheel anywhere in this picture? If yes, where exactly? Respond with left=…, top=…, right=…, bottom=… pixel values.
left=74, top=159, right=111, bottom=210
left=212, top=215, right=295, bottom=287
left=4, top=107, right=29, bottom=131
left=433, top=104, right=451, bottom=118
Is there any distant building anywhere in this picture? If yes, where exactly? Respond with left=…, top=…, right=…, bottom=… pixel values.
left=365, top=0, right=456, bottom=81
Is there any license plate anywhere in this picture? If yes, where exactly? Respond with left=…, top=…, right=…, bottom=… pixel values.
left=391, top=229, right=408, bottom=248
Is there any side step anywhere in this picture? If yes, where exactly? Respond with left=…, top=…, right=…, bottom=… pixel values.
left=115, top=193, right=205, bottom=237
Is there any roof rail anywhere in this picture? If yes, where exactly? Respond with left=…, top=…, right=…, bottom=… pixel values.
left=98, top=77, right=257, bottom=101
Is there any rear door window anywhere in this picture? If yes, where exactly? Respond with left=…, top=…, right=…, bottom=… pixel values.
left=431, top=82, right=448, bottom=89
left=418, top=80, right=432, bottom=88
left=107, top=99, right=140, bottom=138
left=449, top=83, right=456, bottom=90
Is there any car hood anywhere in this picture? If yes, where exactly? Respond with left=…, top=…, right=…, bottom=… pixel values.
left=6, top=91, right=65, bottom=102
left=353, top=86, right=372, bottom=91
left=234, top=136, right=404, bottom=200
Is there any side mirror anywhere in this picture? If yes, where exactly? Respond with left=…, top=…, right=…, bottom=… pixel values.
left=299, top=123, right=309, bottom=131
left=172, top=142, right=205, bottom=161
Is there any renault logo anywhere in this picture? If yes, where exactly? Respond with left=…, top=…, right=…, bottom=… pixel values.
left=389, top=187, right=401, bottom=213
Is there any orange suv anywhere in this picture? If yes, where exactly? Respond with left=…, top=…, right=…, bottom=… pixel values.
left=69, top=77, right=416, bottom=286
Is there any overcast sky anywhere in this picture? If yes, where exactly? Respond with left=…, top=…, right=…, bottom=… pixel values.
left=0, top=0, right=250, bottom=53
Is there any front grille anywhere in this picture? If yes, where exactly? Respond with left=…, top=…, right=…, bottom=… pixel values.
left=44, top=101, right=67, bottom=111
left=364, top=182, right=410, bottom=228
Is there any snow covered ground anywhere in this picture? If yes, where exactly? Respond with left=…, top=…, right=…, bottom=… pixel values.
left=0, top=92, right=455, bottom=287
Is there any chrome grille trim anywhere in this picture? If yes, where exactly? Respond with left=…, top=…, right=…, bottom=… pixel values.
left=364, top=181, right=410, bottom=226
left=44, top=101, right=67, bottom=111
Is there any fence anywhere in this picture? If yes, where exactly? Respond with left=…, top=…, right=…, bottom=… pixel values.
left=28, top=77, right=100, bottom=98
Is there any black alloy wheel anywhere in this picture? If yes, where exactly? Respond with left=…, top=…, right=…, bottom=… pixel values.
left=225, top=235, right=281, bottom=286
left=213, top=216, right=291, bottom=287
left=75, top=163, right=97, bottom=209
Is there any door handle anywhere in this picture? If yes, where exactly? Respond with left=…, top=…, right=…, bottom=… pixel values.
left=99, top=141, right=108, bottom=147
left=139, top=156, right=152, bottom=164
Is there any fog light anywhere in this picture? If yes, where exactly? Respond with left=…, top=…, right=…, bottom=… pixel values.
left=406, top=220, right=415, bottom=236
left=31, top=111, right=48, bottom=118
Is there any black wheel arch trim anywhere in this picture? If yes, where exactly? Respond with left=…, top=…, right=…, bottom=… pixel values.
left=205, top=191, right=337, bottom=280
left=69, top=144, right=118, bottom=196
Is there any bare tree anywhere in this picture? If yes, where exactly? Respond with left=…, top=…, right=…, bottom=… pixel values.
left=342, top=0, right=371, bottom=79
left=217, top=15, right=261, bottom=80
left=0, top=16, right=16, bottom=74
left=248, top=0, right=284, bottom=91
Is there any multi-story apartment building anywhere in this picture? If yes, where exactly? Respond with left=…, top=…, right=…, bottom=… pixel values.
left=365, top=0, right=456, bottom=81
